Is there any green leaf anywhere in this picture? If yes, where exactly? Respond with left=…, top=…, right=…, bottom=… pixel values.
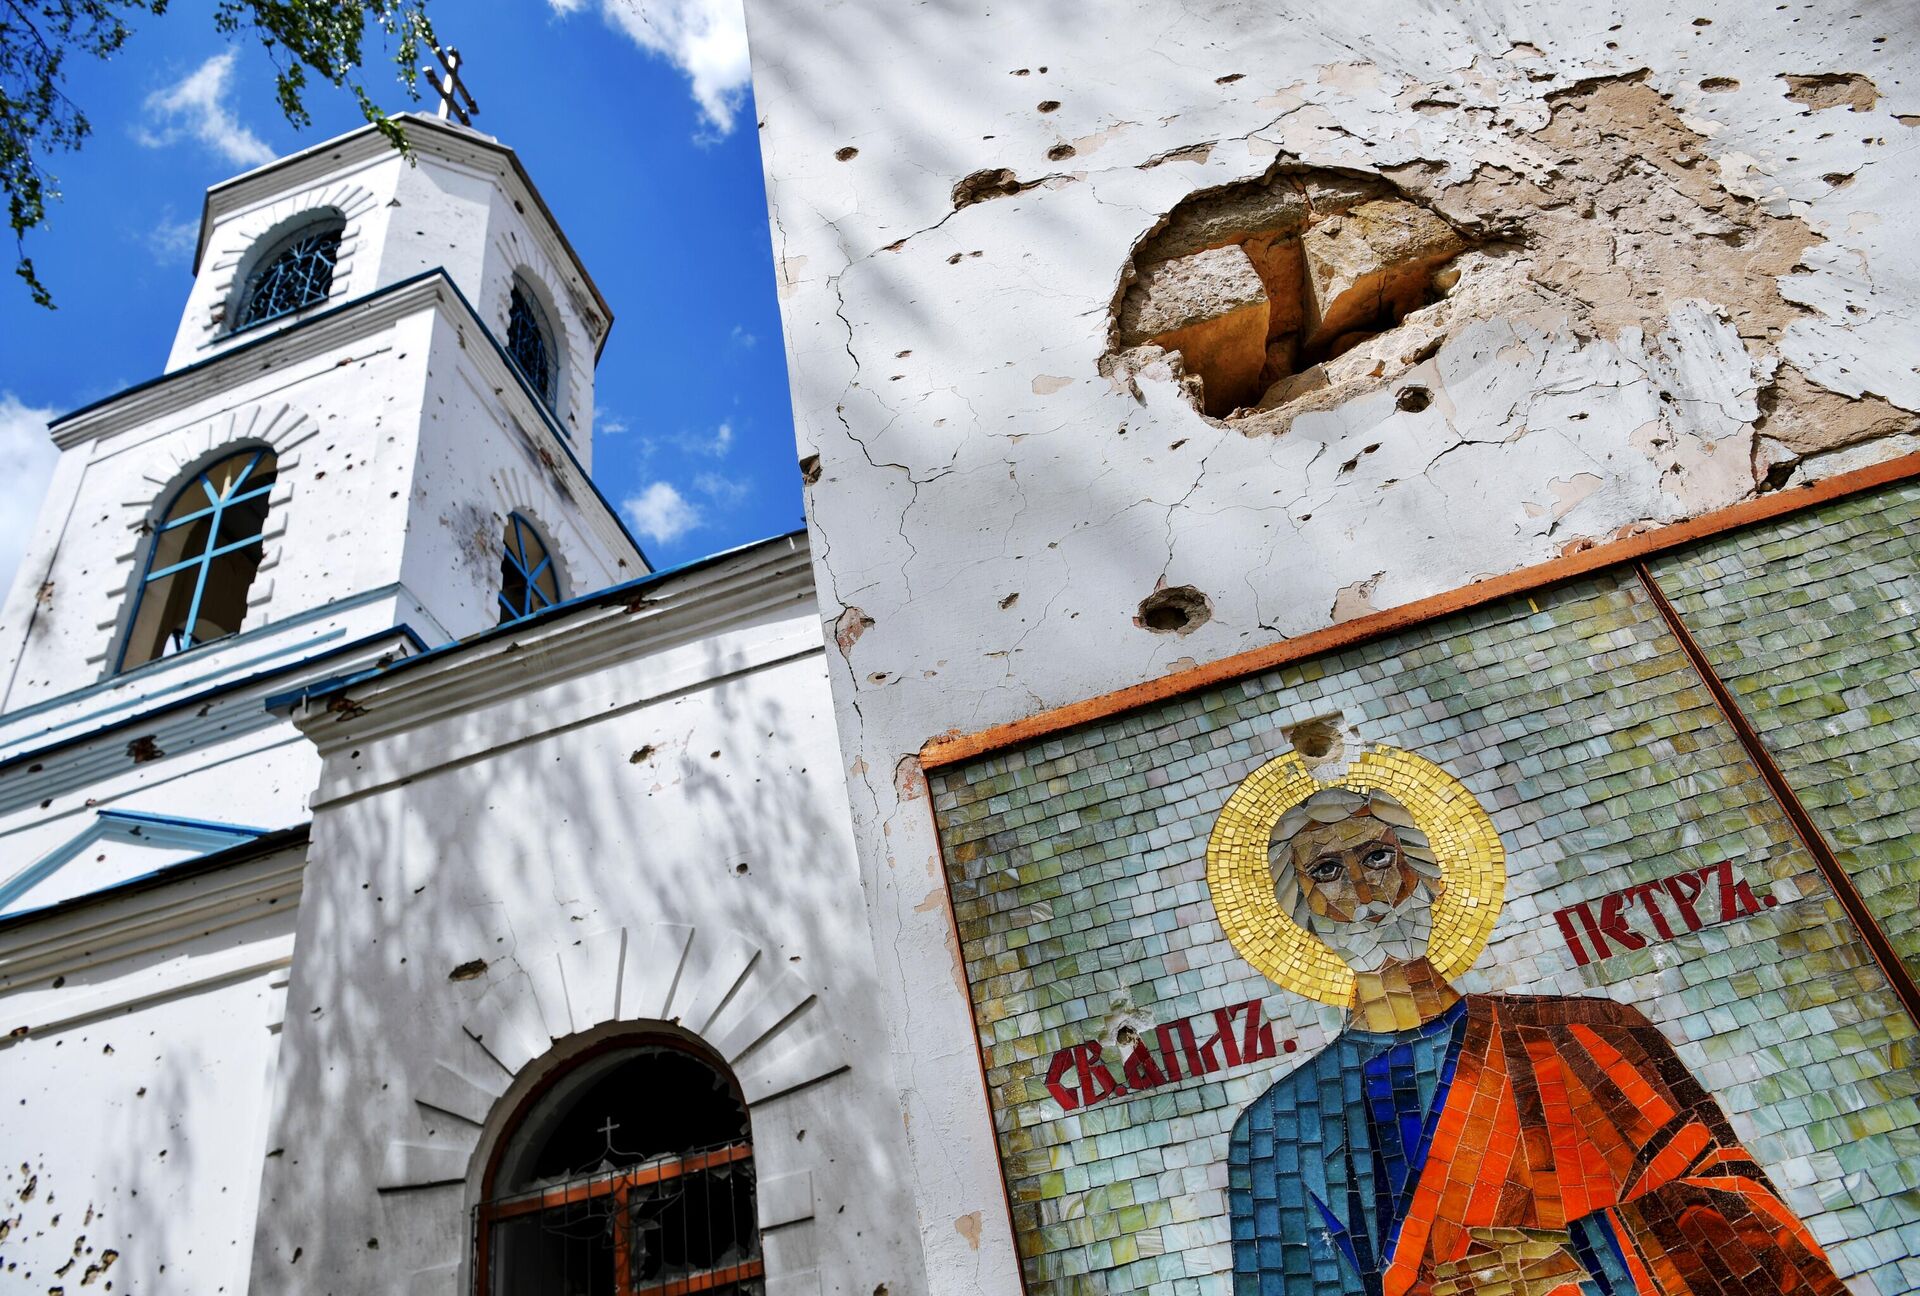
left=3, top=0, right=437, bottom=306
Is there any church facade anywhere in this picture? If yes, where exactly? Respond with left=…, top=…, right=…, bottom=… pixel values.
left=4, top=3, right=1920, bottom=1294
left=0, top=115, right=922, bottom=1293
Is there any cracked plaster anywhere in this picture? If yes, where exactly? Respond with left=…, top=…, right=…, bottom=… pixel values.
left=744, top=3, right=1920, bottom=1290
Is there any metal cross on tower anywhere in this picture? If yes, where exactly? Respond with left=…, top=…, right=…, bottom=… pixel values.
left=425, top=44, right=479, bottom=126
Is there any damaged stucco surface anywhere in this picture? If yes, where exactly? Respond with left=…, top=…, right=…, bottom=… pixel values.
left=744, top=1, right=1920, bottom=1289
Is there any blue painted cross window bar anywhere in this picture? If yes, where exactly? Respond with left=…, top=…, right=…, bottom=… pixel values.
left=120, top=449, right=279, bottom=671
left=499, top=513, right=561, bottom=624
left=237, top=225, right=342, bottom=329
left=507, top=283, right=556, bottom=409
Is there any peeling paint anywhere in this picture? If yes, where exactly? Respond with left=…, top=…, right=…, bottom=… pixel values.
left=747, top=6, right=1920, bottom=1292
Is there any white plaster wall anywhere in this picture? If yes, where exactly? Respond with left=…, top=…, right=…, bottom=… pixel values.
left=4, top=290, right=632, bottom=716
left=0, top=624, right=409, bottom=917
left=0, top=843, right=300, bottom=1295
left=168, top=149, right=404, bottom=370
left=0, top=740, right=312, bottom=912
left=743, top=2, right=1920, bottom=1289
left=400, top=311, right=637, bottom=640
left=382, top=151, right=603, bottom=454
left=0, top=315, right=437, bottom=711
left=251, top=560, right=925, bottom=1295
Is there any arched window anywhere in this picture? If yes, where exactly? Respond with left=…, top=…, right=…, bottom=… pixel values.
left=476, top=1039, right=762, bottom=1296
left=499, top=513, right=562, bottom=624
left=121, top=448, right=278, bottom=670
left=235, top=218, right=343, bottom=329
left=507, top=279, right=557, bottom=408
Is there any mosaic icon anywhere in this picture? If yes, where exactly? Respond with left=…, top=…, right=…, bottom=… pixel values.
left=1214, top=747, right=1846, bottom=1295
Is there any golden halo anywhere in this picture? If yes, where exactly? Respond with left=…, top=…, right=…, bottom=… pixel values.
left=1205, top=745, right=1505, bottom=1006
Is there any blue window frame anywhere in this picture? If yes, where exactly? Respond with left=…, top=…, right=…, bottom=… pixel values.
left=499, top=513, right=561, bottom=624
left=236, top=222, right=342, bottom=329
left=507, top=282, right=557, bottom=408
left=121, top=449, right=278, bottom=670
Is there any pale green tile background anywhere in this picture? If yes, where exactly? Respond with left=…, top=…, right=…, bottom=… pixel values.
left=1652, top=480, right=1920, bottom=987
left=934, top=499, right=1920, bottom=1296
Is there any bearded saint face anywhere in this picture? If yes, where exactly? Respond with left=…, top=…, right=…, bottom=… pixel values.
left=1269, top=789, right=1441, bottom=975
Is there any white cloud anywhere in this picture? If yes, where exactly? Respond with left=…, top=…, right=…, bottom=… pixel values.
left=145, top=211, right=200, bottom=262
left=556, top=0, right=751, bottom=137
left=729, top=324, right=757, bottom=349
left=693, top=471, right=750, bottom=505
left=138, top=50, right=275, bottom=167
left=622, top=482, right=702, bottom=544
left=675, top=420, right=733, bottom=457
left=0, top=394, right=61, bottom=600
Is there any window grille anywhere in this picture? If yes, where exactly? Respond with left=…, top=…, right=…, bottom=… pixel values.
left=121, top=448, right=278, bottom=670
left=236, top=223, right=342, bottom=328
left=499, top=513, right=562, bottom=623
left=508, top=282, right=557, bottom=407
left=476, top=1042, right=763, bottom=1296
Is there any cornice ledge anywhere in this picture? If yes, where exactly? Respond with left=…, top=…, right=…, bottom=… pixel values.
left=51, top=273, right=454, bottom=450
left=0, top=845, right=304, bottom=986
left=196, top=114, right=611, bottom=344
left=291, top=541, right=819, bottom=752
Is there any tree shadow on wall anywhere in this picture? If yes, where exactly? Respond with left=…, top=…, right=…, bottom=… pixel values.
left=251, top=621, right=896, bottom=1288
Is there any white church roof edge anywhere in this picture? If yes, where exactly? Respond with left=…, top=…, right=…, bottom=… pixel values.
left=0, top=821, right=308, bottom=940
left=45, top=268, right=649, bottom=576
left=0, top=809, right=272, bottom=917
left=190, top=112, right=615, bottom=357
left=0, top=624, right=422, bottom=776
left=268, top=527, right=813, bottom=728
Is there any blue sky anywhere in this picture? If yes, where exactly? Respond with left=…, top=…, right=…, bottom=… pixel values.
left=0, top=0, right=798, bottom=589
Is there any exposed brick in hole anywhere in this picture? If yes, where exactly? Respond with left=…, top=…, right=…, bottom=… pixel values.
left=1136, top=585, right=1212, bottom=635
left=1331, top=571, right=1386, bottom=622
left=833, top=606, right=875, bottom=657
left=834, top=146, right=859, bottom=161
left=1106, top=165, right=1470, bottom=417
left=1781, top=71, right=1878, bottom=113
left=449, top=960, right=488, bottom=981
left=1178, top=72, right=1889, bottom=484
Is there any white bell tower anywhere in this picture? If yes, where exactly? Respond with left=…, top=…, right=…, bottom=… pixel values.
left=0, top=112, right=645, bottom=913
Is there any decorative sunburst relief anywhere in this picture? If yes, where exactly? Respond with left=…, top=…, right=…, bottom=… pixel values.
left=192, top=181, right=379, bottom=345
left=376, top=920, right=848, bottom=1192
left=92, top=403, right=317, bottom=670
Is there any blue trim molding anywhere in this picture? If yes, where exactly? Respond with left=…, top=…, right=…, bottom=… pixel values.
left=0, top=810, right=269, bottom=915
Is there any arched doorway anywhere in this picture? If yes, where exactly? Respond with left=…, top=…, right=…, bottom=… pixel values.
left=475, top=1037, right=762, bottom=1294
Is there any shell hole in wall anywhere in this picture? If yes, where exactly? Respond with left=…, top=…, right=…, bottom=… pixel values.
left=1137, top=585, right=1212, bottom=635
left=1282, top=716, right=1343, bottom=762
left=1108, top=167, right=1473, bottom=418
